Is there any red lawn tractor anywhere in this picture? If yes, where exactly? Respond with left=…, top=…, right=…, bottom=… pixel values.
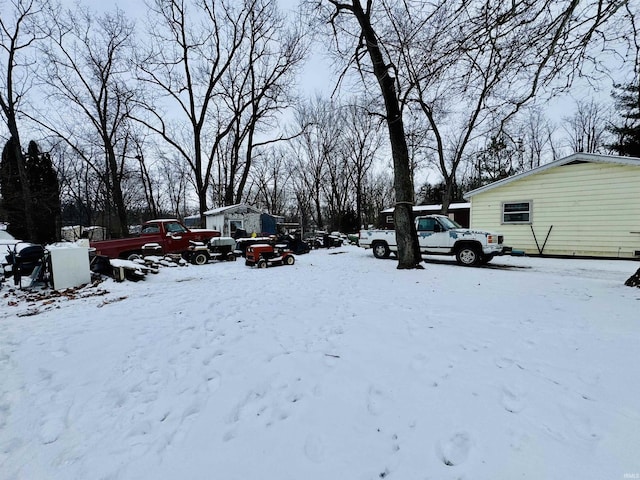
left=245, top=243, right=295, bottom=268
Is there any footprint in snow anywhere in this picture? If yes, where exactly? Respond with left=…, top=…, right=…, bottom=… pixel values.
left=501, top=385, right=526, bottom=413
left=561, top=405, right=600, bottom=441
left=40, top=417, right=65, bottom=445
left=367, top=386, right=386, bottom=416
left=37, top=368, right=54, bottom=386
left=304, top=435, right=325, bottom=463
left=494, top=357, right=515, bottom=369
left=436, top=431, right=473, bottom=466
left=148, top=370, right=163, bottom=386
left=204, top=370, right=221, bottom=392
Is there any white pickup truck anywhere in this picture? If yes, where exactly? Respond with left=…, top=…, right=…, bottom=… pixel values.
left=359, top=214, right=508, bottom=266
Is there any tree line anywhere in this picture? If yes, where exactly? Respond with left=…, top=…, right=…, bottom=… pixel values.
left=1, top=0, right=639, bottom=251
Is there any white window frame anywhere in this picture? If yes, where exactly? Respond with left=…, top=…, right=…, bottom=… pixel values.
left=501, top=200, right=532, bottom=224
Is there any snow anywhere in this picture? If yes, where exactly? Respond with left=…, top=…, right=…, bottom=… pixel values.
left=1, top=246, right=639, bottom=479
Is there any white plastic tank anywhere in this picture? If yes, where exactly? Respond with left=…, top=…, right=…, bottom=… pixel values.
left=48, top=242, right=91, bottom=290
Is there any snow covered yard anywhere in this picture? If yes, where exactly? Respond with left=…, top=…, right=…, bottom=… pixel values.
left=1, top=246, right=639, bottom=480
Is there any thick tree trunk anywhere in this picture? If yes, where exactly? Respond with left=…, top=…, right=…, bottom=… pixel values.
left=350, top=0, right=421, bottom=269
left=441, top=176, right=454, bottom=215
left=106, top=147, right=129, bottom=238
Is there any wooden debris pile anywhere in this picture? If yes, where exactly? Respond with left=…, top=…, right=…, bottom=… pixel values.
left=92, top=254, right=188, bottom=282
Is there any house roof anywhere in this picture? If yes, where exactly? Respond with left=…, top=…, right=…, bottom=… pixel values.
left=464, top=152, right=640, bottom=199
left=381, top=202, right=470, bottom=214
left=203, top=203, right=262, bottom=216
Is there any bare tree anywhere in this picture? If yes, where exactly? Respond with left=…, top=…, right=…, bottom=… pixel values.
left=35, top=5, right=137, bottom=237
left=134, top=0, right=249, bottom=223
left=562, top=98, right=612, bottom=153
left=135, top=0, right=303, bottom=225
left=373, top=0, right=628, bottom=214
left=516, top=107, right=558, bottom=169
left=157, top=153, right=191, bottom=219
left=0, top=0, right=46, bottom=240
left=289, top=96, right=342, bottom=230
left=217, top=0, right=306, bottom=206
left=321, top=0, right=422, bottom=269
left=342, top=100, right=384, bottom=229
left=247, top=146, right=292, bottom=214
left=362, top=169, right=394, bottom=228
left=54, top=141, right=106, bottom=227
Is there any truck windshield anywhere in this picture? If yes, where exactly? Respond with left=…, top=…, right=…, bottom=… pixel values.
left=142, top=224, right=160, bottom=234
left=166, top=223, right=187, bottom=234
left=438, top=217, right=462, bottom=230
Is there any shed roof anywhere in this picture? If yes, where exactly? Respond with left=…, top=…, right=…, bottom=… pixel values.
left=203, top=203, right=262, bottom=216
left=464, top=152, right=640, bottom=199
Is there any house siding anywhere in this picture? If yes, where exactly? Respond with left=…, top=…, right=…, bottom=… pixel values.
left=470, top=162, right=640, bottom=258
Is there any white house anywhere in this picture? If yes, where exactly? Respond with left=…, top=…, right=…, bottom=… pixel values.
left=464, top=152, right=640, bottom=258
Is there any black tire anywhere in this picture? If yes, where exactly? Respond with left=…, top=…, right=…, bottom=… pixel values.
left=191, top=251, right=209, bottom=265
left=257, top=259, right=267, bottom=269
left=480, top=254, right=494, bottom=265
left=284, top=255, right=295, bottom=265
left=455, top=245, right=481, bottom=266
left=372, top=242, right=391, bottom=259
left=127, top=253, right=143, bottom=261
left=227, top=252, right=237, bottom=261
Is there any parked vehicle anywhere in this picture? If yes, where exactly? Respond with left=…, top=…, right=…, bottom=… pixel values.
left=208, top=237, right=237, bottom=261
left=275, top=234, right=310, bottom=255
left=359, top=214, right=508, bottom=266
left=90, top=219, right=220, bottom=260
left=186, top=237, right=237, bottom=265
left=245, top=244, right=295, bottom=268
left=304, top=231, right=343, bottom=249
left=234, top=236, right=274, bottom=257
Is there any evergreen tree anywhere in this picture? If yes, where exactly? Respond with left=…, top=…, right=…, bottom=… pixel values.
left=26, top=141, right=62, bottom=244
left=608, top=83, right=640, bottom=157
left=0, top=139, right=61, bottom=244
left=0, top=138, right=27, bottom=240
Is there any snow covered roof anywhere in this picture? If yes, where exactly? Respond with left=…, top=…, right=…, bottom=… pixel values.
left=381, top=202, right=470, bottom=214
left=203, top=203, right=262, bottom=216
left=464, top=152, right=640, bottom=199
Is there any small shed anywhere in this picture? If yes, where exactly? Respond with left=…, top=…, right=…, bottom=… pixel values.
left=379, top=203, right=471, bottom=229
left=203, top=204, right=262, bottom=237
left=464, top=152, right=640, bottom=258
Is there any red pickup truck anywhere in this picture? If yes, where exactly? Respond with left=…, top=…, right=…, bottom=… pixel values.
left=90, top=219, right=220, bottom=259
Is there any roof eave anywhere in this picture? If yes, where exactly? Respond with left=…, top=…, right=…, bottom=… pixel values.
left=464, top=152, right=640, bottom=199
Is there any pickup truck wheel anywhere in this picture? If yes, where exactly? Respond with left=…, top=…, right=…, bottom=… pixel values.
left=191, top=252, right=209, bottom=265
left=372, top=242, right=391, bottom=259
left=257, top=259, right=267, bottom=268
left=127, top=253, right=142, bottom=261
left=480, top=254, right=494, bottom=265
left=284, top=255, right=295, bottom=265
left=456, top=245, right=481, bottom=266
